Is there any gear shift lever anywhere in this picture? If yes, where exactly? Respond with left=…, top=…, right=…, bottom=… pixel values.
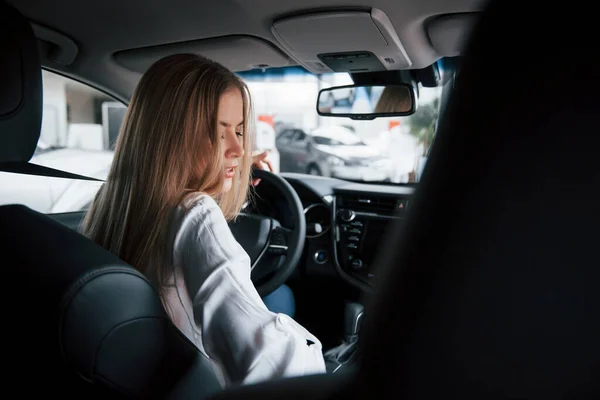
left=324, top=302, right=364, bottom=372
left=343, top=302, right=364, bottom=343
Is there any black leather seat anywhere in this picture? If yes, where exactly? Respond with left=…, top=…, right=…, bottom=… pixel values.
left=0, top=2, right=221, bottom=398
left=209, top=0, right=600, bottom=398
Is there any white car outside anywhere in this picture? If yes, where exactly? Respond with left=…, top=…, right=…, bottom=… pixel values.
left=0, top=144, right=112, bottom=214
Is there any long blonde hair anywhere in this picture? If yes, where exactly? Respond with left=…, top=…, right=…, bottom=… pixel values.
left=82, top=53, right=254, bottom=292
left=374, top=86, right=412, bottom=113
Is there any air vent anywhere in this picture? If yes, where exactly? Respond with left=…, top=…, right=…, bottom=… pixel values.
left=338, top=194, right=404, bottom=216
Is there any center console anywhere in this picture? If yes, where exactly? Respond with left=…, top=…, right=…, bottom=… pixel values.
left=323, top=184, right=414, bottom=372
left=332, top=185, right=413, bottom=289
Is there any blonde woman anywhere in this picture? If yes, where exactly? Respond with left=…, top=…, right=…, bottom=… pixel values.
left=82, top=54, right=326, bottom=386
left=374, top=85, right=413, bottom=114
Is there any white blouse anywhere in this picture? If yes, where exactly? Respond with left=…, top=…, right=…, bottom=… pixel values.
left=158, top=193, right=326, bottom=387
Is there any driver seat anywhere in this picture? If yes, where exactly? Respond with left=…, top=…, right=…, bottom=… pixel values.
left=0, top=2, right=221, bottom=398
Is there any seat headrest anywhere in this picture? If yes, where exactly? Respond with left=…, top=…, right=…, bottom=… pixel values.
left=0, top=1, right=42, bottom=163
left=357, top=0, right=600, bottom=397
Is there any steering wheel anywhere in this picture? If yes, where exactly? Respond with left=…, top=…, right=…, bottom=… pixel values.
left=228, top=168, right=306, bottom=297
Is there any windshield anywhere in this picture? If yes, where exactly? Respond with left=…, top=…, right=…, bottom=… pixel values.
left=238, top=66, right=443, bottom=184
left=1, top=67, right=444, bottom=215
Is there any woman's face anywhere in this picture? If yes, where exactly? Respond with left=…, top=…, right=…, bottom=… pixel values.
left=217, top=88, right=245, bottom=194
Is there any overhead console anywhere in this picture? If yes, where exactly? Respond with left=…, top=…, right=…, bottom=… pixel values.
left=332, top=185, right=414, bottom=290
left=271, top=8, right=412, bottom=74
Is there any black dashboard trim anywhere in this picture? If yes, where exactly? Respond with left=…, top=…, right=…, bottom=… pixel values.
left=279, top=174, right=416, bottom=291
left=331, top=195, right=374, bottom=293
left=330, top=185, right=415, bottom=292
left=304, top=203, right=331, bottom=239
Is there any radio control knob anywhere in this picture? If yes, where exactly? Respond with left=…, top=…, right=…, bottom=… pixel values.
left=351, top=258, right=364, bottom=270
left=338, top=209, right=355, bottom=222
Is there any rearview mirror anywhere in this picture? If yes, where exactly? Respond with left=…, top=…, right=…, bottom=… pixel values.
left=316, top=84, right=416, bottom=120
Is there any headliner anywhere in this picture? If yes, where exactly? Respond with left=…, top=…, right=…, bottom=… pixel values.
left=10, top=0, right=485, bottom=101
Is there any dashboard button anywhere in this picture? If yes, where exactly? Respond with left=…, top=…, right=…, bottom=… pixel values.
left=313, top=250, right=328, bottom=264
left=351, top=259, right=364, bottom=270
left=271, top=231, right=286, bottom=245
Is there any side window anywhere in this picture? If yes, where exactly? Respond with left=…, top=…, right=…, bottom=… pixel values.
left=0, top=70, right=125, bottom=214
left=291, top=130, right=307, bottom=147
left=312, top=136, right=333, bottom=146
left=294, top=130, right=306, bottom=141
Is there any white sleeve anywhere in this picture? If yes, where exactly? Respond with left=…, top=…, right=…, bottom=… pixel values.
left=173, top=195, right=326, bottom=385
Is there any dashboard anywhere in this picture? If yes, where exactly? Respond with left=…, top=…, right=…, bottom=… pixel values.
left=249, top=172, right=415, bottom=292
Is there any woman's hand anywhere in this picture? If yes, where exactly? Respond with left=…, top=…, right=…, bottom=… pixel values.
left=251, top=150, right=274, bottom=186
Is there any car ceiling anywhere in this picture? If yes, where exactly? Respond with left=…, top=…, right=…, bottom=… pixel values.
left=9, top=0, right=486, bottom=102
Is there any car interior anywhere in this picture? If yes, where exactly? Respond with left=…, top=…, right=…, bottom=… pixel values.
left=2, top=0, right=599, bottom=398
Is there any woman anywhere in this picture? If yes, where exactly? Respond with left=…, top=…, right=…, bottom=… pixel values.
left=82, top=53, right=326, bottom=386
left=374, top=85, right=413, bottom=114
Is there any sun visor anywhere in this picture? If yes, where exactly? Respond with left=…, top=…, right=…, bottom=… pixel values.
left=113, top=35, right=292, bottom=73
left=427, top=13, right=479, bottom=57
left=271, top=8, right=411, bottom=74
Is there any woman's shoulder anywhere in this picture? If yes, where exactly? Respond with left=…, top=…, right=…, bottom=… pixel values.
left=180, top=192, right=220, bottom=214
left=173, top=192, right=228, bottom=234
left=171, top=192, right=247, bottom=263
